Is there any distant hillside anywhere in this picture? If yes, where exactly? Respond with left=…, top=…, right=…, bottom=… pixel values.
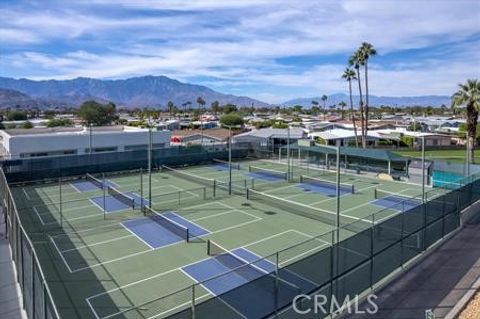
left=0, top=75, right=269, bottom=108
left=0, top=88, right=40, bottom=108
left=284, top=93, right=451, bottom=108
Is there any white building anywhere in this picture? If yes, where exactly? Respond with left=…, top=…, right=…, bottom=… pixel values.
left=0, top=126, right=171, bottom=159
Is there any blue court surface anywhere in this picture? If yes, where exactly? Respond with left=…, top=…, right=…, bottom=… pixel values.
left=122, top=211, right=209, bottom=248
left=247, top=172, right=285, bottom=182
left=297, top=182, right=352, bottom=197
left=70, top=179, right=117, bottom=192
left=182, top=248, right=316, bottom=318
left=90, top=192, right=149, bottom=213
left=372, top=195, right=421, bottom=212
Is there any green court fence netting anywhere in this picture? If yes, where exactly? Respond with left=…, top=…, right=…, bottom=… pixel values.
left=0, top=169, right=60, bottom=319
left=2, top=143, right=480, bottom=318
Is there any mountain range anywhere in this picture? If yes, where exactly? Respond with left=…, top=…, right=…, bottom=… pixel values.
left=283, top=93, right=451, bottom=108
left=0, top=75, right=451, bottom=109
left=0, top=75, right=268, bottom=109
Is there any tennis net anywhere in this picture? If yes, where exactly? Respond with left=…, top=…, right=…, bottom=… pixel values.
left=300, top=175, right=354, bottom=194
left=86, top=173, right=103, bottom=189
left=107, top=186, right=135, bottom=209
left=162, top=165, right=215, bottom=188
left=143, top=206, right=189, bottom=242
left=247, top=188, right=373, bottom=232
left=213, top=158, right=241, bottom=170
left=207, top=240, right=302, bottom=293
left=374, top=189, right=421, bottom=204
left=249, top=165, right=288, bottom=180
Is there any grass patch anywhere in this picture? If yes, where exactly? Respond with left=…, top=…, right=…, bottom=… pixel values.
left=394, top=149, right=479, bottom=163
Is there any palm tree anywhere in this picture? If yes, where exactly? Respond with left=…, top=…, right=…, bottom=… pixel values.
left=338, top=101, right=347, bottom=120
left=349, top=51, right=366, bottom=148
left=196, top=97, right=206, bottom=143
left=452, top=79, right=480, bottom=163
left=342, top=68, right=359, bottom=147
left=311, top=100, right=319, bottom=116
left=359, top=42, right=377, bottom=144
left=211, top=100, right=220, bottom=116
left=167, top=101, right=174, bottom=119
left=321, top=95, right=328, bottom=120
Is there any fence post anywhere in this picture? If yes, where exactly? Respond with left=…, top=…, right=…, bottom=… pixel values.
left=274, top=252, right=279, bottom=317
left=32, top=249, right=35, bottom=316
left=191, top=284, right=196, bottom=319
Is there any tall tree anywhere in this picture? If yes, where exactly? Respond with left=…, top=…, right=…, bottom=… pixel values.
left=211, top=100, right=220, bottom=116
left=338, top=101, right=347, bottom=120
left=77, top=100, right=117, bottom=126
left=451, top=79, right=480, bottom=163
left=342, top=68, right=359, bottom=147
left=321, top=95, right=328, bottom=120
left=167, top=101, right=175, bottom=119
left=349, top=51, right=366, bottom=147
left=311, top=100, right=319, bottom=116
left=359, top=42, right=377, bottom=144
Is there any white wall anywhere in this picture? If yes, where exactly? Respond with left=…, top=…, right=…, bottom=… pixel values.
left=3, top=128, right=171, bottom=159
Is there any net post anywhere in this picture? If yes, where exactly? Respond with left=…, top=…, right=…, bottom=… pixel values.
left=186, top=228, right=190, bottom=243
left=246, top=188, right=250, bottom=200
left=178, top=190, right=181, bottom=206
left=140, top=169, right=144, bottom=212
left=206, top=239, right=211, bottom=255
left=213, top=180, right=216, bottom=198
left=203, top=187, right=206, bottom=200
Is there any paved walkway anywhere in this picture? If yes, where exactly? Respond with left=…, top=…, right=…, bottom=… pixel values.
left=346, top=203, right=480, bottom=319
left=0, top=208, right=27, bottom=319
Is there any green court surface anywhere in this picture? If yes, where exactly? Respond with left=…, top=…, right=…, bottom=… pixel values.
left=11, top=159, right=447, bottom=319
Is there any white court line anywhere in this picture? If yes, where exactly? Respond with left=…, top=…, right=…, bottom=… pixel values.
left=190, top=209, right=237, bottom=221
left=85, top=229, right=299, bottom=319
left=178, top=268, right=248, bottom=319
left=120, top=223, right=155, bottom=250
left=60, top=234, right=135, bottom=253
left=22, top=188, right=31, bottom=200
left=49, top=236, right=74, bottom=273
left=70, top=246, right=153, bottom=273
left=342, top=187, right=414, bottom=215
left=69, top=181, right=83, bottom=193
left=310, top=183, right=379, bottom=206
left=242, top=229, right=298, bottom=249
left=33, top=206, right=47, bottom=226
left=147, top=293, right=210, bottom=319
left=69, top=207, right=259, bottom=273
left=86, top=298, right=101, bottom=319
left=264, top=183, right=300, bottom=195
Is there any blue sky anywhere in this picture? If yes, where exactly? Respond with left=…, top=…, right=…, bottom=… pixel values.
left=0, top=0, right=479, bottom=103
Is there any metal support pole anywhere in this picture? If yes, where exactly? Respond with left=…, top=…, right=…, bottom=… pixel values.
left=59, top=177, right=63, bottom=227
left=191, top=284, right=196, bottom=319
left=102, top=173, right=106, bottom=219
left=466, top=132, right=471, bottom=179
left=148, top=127, right=152, bottom=205
left=336, top=147, right=340, bottom=243
left=287, top=126, right=291, bottom=181
left=421, top=137, right=425, bottom=203
left=89, top=123, right=92, bottom=154
left=229, top=126, right=232, bottom=195
left=140, top=169, right=144, bottom=212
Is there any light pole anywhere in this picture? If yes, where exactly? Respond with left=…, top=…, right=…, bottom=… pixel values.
left=223, top=124, right=240, bottom=195
left=421, top=136, right=425, bottom=203
left=148, top=119, right=153, bottom=205
left=287, top=125, right=291, bottom=181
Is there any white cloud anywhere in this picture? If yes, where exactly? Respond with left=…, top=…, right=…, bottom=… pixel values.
left=1, top=0, right=479, bottom=102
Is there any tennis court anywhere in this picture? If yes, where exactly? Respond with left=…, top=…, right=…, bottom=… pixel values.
left=9, top=157, right=450, bottom=319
